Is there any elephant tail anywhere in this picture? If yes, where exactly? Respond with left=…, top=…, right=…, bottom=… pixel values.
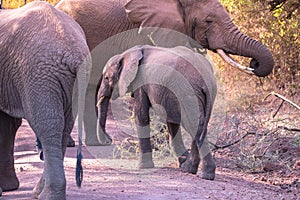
left=197, top=90, right=214, bottom=149
left=75, top=55, right=92, bottom=188
left=75, top=67, right=85, bottom=188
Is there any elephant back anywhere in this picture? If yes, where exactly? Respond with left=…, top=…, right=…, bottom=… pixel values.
left=0, top=1, right=91, bottom=118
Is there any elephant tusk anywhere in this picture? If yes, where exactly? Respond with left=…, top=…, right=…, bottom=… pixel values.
left=216, top=49, right=255, bottom=75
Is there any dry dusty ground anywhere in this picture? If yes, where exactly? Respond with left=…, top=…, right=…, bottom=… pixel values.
left=1, top=119, right=299, bottom=200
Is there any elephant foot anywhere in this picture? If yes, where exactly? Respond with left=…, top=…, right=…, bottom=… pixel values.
left=67, top=134, right=75, bottom=147
left=33, top=175, right=45, bottom=199
left=139, top=160, right=154, bottom=169
left=180, top=153, right=200, bottom=174
left=138, top=152, right=154, bottom=169
left=85, top=135, right=112, bottom=146
left=0, top=172, right=19, bottom=191
left=38, top=188, right=66, bottom=200
left=34, top=178, right=66, bottom=200
left=85, top=139, right=112, bottom=146
left=201, top=171, right=215, bottom=180
left=201, top=153, right=216, bottom=180
left=180, top=160, right=198, bottom=174
left=85, top=140, right=102, bottom=146
left=178, top=150, right=190, bottom=168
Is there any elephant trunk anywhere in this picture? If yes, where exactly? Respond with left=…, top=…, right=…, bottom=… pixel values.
left=96, top=96, right=112, bottom=145
left=223, top=28, right=274, bottom=77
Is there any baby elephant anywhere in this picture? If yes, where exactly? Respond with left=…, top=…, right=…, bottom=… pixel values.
left=96, top=45, right=217, bottom=180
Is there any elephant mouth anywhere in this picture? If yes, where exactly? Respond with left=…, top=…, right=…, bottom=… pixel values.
left=190, top=33, right=259, bottom=75
left=216, top=49, right=255, bottom=75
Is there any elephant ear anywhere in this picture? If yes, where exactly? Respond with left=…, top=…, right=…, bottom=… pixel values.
left=115, top=46, right=143, bottom=98
left=125, top=0, right=186, bottom=33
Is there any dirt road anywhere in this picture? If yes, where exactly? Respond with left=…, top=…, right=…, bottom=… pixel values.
left=1, top=120, right=297, bottom=200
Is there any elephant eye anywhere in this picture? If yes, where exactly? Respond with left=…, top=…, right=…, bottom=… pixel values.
left=205, top=16, right=213, bottom=26
left=206, top=20, right=213, bottom=25
left=104, top=75, right=109, bottom=81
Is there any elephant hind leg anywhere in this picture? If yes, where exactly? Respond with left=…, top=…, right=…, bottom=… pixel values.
left=199, top=137, right=216, bottom=180
left=180, top=139, right=200, bottom=174
left=0, top=111, right=22, bottom=191
left=33, top=104, right=75, bottom=199
left=166, top=122, right=188, bottom=167
left=180, top=134, right=216, bottom=180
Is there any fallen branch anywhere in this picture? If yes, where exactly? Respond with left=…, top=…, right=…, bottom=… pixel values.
left=264, top=91, right=300, bottom=118
left=278, top=126, right=300, bottom=132
left=273, top=100, right=285, bottom=118
left=210, top=131, right=256, bottom=150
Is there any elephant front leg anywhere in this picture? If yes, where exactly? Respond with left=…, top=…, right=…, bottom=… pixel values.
left=134, top=91, right=154, bottom=169
left=167, top=122, right=189, bottom=167
left=0, top=111, right=22, bottom=191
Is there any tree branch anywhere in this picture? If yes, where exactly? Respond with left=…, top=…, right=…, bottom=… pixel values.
left=273, top=99, right=285, bottom=118
left=264, top=91, right=300, bottom=118
left=210, top=131, right=256, bottom=150
left=278, top=126, right=300, bottom=132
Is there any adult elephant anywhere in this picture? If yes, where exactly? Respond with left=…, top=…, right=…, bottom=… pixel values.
left=97, top=45, right=217, bottom=180
left=56, top=0, right=274, bottom=146
left=0, top=2, right=91, bottom=199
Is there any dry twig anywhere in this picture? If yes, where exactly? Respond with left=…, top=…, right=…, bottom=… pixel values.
left=210, top=131, right=256, bottom=150
left=278, top=126, right=300, bottom=132
left=264, top=91, right=300, bottom=118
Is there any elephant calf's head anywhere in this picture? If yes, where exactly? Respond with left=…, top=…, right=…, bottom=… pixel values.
left=95, top=46, right=143, bottom=144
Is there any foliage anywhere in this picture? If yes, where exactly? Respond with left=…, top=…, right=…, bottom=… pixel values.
left=2, top=0, right=59, bottom=8
left=220, top=0, right=299, bottom=99
left=211, top=1, right=299, bottom=184
left=112, top=104, right=174, bottom=161
left=266, top=0, right=300, bottom=18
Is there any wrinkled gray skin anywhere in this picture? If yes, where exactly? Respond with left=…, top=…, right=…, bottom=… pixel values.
left=56, top=0, right=274, bottom=146
left=0, top=2, right=90, bottom=199
left=97, top=45, right=217, bottom=180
